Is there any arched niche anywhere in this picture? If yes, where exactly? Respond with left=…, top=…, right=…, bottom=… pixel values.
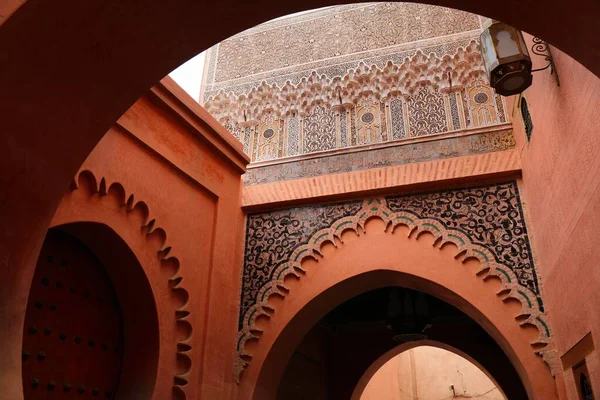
left=23, top=225, right=159, bottom=399
left=51, top=223, right=160, bottom=399
left=47, top=171, right=193, bottom=399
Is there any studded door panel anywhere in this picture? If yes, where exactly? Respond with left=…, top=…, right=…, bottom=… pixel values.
left=22, top=231, right=124, bottom=398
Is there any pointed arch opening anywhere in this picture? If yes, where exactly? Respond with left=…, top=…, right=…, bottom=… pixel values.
left=238, top=216, right=558, bottom=399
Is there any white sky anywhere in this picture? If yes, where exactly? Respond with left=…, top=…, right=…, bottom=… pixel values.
left=169, top=51, right=206, bottom=104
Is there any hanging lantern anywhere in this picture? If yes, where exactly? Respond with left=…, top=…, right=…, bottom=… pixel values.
left=480, top=19, right=532, bottom=96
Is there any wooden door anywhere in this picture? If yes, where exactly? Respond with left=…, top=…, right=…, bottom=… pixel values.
left=574, top=361, right=596, bottom=400
left=22, top=230, right=124, bottom=399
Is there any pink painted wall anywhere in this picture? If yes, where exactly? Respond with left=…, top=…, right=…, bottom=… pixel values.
left=512, top=34, right=600, bottom=398
left=361, top=346, right=504, bottom=400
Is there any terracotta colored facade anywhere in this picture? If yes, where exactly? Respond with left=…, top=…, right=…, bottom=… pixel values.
left=25, top=79, right=249, bottom=399
left=1, top=1, right=600, bottom=400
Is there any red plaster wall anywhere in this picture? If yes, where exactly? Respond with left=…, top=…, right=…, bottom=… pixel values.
left=47, top=79, right=248, bottom=400
left=512, top=36, right=600, bottom=397
left=0, top=3, right=599, bottom=398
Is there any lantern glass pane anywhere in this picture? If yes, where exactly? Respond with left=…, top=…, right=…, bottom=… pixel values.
left=495, top=27, right=521, bottom=58
left=480, top=29, right=497, bottom=73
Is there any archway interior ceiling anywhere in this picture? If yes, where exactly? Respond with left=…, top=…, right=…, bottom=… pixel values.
left=237, top=181, right=553, bottom=378
left=201, top=3, right=512, bottom=169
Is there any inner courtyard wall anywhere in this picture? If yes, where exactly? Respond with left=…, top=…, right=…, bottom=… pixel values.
left=205, top=5, right=560, bottom=398
left=0, top=0, right=599, bottom=398
left=360, top=346, right=504, bottom=400
left=509, top=35, right=600, bottom=398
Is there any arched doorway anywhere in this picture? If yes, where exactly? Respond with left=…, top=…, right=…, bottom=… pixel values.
left=239, top=217, right=558, bottom=399
left=22, top=229, right=125, bottom=398
left=22, top=225, right=161, bottom=400
left=274, top=286, right=525, bottom=399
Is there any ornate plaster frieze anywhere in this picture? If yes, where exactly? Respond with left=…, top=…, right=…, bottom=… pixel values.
left=206, top=3, right=480, bottom=85
left=204, top=40, right=508, bottom=163
left=205, top=40, right=485, bottom=123
left=201, top=3, right=505, bottom=162
left=68, top=171, right=193, bottom=400
left=203, top=35, right=479, bottom=98
left=243, top=127, right=515, bottom=185
left=236, top=182, right=558, bottom=381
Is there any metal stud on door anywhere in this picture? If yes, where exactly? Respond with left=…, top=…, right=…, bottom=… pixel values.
left=22, top=231, right=124, bottom=399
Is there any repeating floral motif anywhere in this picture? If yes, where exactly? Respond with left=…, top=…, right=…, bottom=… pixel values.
left=240, top=182, right=542, bottom=326
left=213, top=3, right=479, bottom=82
left=287, top=115, right=300, bottom=156
left=407, top=87, right=447, bottom=136
left=222, top=118, right=242, bottom=141
left=243, top=127, right=251, bottom=154
left=386, top=183, right=543, bottom=310
left=240, top=201, right=363, bottom=327
left=340, top=110, right=348, bottom=147
left=449, top=93, right=461, bottom=130
left=303, top=105, right=336, bottom=153
left=390, top=97, right=406, bottom=140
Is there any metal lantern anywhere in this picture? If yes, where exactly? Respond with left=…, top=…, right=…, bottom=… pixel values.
left=480, top=19, right=532, bottom=96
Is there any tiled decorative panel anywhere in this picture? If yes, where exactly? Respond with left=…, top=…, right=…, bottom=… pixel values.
left=236, top=182, right=553, bottom=380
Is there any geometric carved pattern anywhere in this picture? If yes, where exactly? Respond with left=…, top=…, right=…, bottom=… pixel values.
left=465, top=79, right=499, bottom=127
left=389, top=97, right=406, bottom=140
left=204, top=40, right=500, bottom=161
left=407, top=87, right=447, bottom=137
left=356, top=101, right=382, bottom=145
left=237, top=182, right=556, bottom=381
left=211, top=3, right=479, bottom=83
left=449, top=93, right=461, bottom=130
left=287, top=115, right=300, bottom=156
left=340, top=110, right=348, bottom=147
left=243, top=127, right=251, bottom=154
left=67, top=171, right=192, bottom=400
left=201, top=4, right=514, bottom=162
left=303, top=105, right=336, bottom=153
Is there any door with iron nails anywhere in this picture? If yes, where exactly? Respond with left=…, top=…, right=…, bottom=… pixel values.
left=22, top=230, right=124, bottom=399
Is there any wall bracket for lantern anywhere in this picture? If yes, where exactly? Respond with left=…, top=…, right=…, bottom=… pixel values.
left=531, top=37, right=560, bottom=87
